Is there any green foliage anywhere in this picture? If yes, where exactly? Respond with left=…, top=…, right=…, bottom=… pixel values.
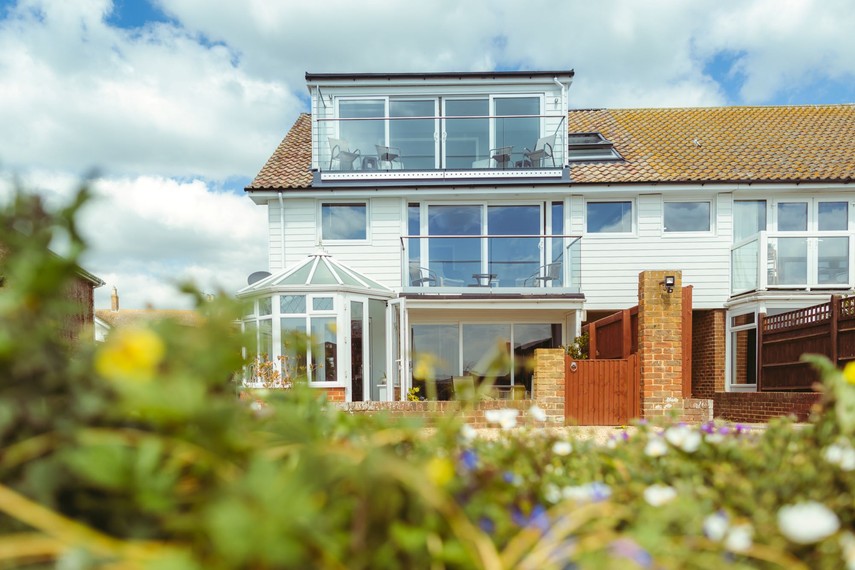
left=564, top=331, right=589, bottom=359
left=1, top=188, right=855, bottom=569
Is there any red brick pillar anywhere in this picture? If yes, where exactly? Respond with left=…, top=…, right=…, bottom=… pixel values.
left=638, top=270, right=683, bottom=419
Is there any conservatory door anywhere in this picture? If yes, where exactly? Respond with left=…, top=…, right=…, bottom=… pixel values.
left=350, top=300, right=367, bottom=402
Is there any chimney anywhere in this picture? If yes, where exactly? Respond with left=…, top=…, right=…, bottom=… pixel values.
left=111, top=286, right=119, bottom=311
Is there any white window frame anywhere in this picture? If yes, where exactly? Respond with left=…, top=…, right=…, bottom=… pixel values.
left=318, top=201, right=370, bottom=244
left=662, top=199, right=714, bottom=235
left=726, top=308, right=759, bottom=392
left=584, top=199, right=636, bottom=236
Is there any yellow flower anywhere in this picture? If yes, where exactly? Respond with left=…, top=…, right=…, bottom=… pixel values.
left=95, top=327, right=165, bottom=383
left=426, top=456, right=455, bottom=487
left=844, top=362, right=855, bottom=386
left=413, top=354, right=436, bottom=381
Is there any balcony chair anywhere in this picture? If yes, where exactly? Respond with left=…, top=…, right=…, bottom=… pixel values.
left=376, top=145, right=403, bottom=170
left=517, top=262, right=561, bottom=287
left=517, top=134, right=556, bottom=168
left=409, top=263, right=441, bottom=286
left=328, top=138, right=361, bottom=170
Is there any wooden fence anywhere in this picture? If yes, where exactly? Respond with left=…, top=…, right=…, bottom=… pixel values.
left=565, top=354, right=640, bottom=425
left=759, top=295, right=855, bottom=391
left=582, top=286, right=692, bottom=396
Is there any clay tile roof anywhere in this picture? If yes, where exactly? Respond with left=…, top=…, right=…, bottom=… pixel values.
left=247, top=113, right=313, bottom=190
left=246, top=105, right=855, bottom=190
left=566, top=105, right=855, bottom=184
left=95, top=309, right=202, bottom=329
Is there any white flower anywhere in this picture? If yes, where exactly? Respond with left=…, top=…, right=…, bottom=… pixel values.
left=704, top=432, right=726, bottom=445
left=824, top=440, right=855, bottom=471
left=552, top=440, right=573, bottom=456
left=644, top=436, right=668, bottom=457
left=528, top=404, right=547, bottom=422
left=725, top=524, right=754, bottom=553
left=703, top=511, right=730, bottom=542
left=459, top=423, right=478, bottom=442
left=561, top=482, right=612, bottom=503
left=664, top=424, right=702, bottom=453
left=839, top=532, right=855, bottom=570
left=485, top=408, right=519, bottom=430
left=544, top=483, right=562, bottom=504
left=643, top=484, right=677, bottom=507
left=778, top=501, right=840, bottom=544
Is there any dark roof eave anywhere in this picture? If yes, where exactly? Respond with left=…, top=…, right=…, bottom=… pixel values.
left=566, top=177, right=854, bottom=187
left=306, top=70, right=575, bottom=82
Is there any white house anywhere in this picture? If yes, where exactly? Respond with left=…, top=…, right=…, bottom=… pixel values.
left=241, top=70, right=855, bottom=403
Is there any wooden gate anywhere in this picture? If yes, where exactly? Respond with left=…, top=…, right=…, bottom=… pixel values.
left=565, top=354, right=640, bottom=425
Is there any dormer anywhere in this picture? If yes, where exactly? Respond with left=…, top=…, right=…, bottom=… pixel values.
left=306, top=70, right=574, bottom=186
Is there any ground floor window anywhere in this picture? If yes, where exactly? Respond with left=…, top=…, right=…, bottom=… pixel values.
left=729, top=311, right=757, bottom=391
left=411, top=322, right=560, bottom=400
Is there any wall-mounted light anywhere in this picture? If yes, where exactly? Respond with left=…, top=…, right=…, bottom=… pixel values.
left=661, top=275, right=676, bottom=294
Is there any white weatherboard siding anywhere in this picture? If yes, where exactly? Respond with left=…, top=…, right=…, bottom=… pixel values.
left=273, top=196, right=405, bottom=287
left=576, top=193, right=733, bottom=310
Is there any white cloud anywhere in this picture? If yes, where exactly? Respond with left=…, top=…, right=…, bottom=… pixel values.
left=1, top=0, right=853, bottom=307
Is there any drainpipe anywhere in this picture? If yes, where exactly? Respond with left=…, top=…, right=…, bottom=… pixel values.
left=278, top=192, right=286, bottom=270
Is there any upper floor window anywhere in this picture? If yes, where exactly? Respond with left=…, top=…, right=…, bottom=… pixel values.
left=586, top=201, right=633, bottom=233
left=664, top=201, right=711, bottom=232
left=734, top=200, right=766, bottom=242
left=321, top=203, right=367, bottom=241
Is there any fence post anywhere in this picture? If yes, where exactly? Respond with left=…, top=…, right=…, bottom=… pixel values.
left=588, top=321, right=598, bottom=359
left=831, top=295, right=841, bottom=368
left=621, top=309, right=632, bottom=359
left=757, top=312, right=765, bottom=391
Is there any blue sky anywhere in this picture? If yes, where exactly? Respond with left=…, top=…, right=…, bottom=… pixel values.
left=0, top=0, right=853, bottom=308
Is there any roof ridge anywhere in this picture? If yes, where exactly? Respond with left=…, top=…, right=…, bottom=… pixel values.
left=569, top=103, right=855, bottom=113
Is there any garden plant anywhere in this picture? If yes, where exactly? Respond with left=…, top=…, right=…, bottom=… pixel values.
left=0, top=187, right=853, bottom=569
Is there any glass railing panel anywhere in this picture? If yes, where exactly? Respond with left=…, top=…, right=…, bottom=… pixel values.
left=769, top=237, right=808, bottom=286
left=403, top=235, right=580, bottom=292
left=818, top=236, right=849, bottom=285
left=731, top=238, right=759, bottom=293
left=317, top=116, right=566, bottom=173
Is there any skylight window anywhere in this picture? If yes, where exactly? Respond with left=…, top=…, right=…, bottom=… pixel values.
left=567, top=132, right=621, bottom=161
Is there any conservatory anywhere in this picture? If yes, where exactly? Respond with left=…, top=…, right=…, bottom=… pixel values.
left=237, top=251, right=394, bottom=402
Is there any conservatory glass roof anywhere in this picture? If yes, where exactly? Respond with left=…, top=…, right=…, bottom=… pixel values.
left=237, top=251, right=392, bottom=296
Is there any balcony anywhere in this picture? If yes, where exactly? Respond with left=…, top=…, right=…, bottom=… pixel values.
left=731, top=231, right=853, bottom=294
left=401, top=234, right=581, bottom=294
left=314, top=113, right=567, bottom=183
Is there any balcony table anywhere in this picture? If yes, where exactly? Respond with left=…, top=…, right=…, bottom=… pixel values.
left=470, top=273, right=497, bottom=287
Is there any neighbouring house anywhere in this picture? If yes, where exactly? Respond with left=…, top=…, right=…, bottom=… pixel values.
left=95, top=287, right=201, bottom=338
left=240, top=69, right=855, bottom=407
left=0, top=243, right=104, bottom=343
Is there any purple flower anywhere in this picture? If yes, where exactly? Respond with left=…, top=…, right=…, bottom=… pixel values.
left=459, top=449, right=478, bottom=471
left=609, top=538, right=652, bottom=568
left=735, top=424, right=749, bottom=435
left=718, top=425, right=731, bottom=435
left=701, top=422, right=716, bottom=434
left=512, top=504, right=550, bottom=533
left=478, top=516, right=495, bottom=534
left=503, top=471, right=515, bottom=484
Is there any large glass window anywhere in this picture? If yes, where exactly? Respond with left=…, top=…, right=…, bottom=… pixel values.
left=321, top=203, right=367, bottom=240
left=310, top=317, right=337, bottom=383
left=488, top=205, right=540, bottom=286
left=462, top=324, right=511, bottom=384
left=411, top=322, right=559, bottom=400
left=734, top=200, right=766, bottom=242
left=338, top=99, right=384, bottom=160
left=664, top=201, right=711, bottom=232
left=445, top=99, right=489, bottom=169
left=390, top=100, right=436, bottom=170
left=586, top=201, right=632, bottom=233
left=494, top=97, right=539, bottom=167
left=428, top=205, right=482, bottom=284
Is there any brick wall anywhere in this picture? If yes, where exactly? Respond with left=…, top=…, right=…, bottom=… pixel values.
left=322, top=387, right=347, bottom=403
left=533, top=348, right=566, bottom=424
left=692, top=309, right=726, bottom=398
left=337, top=399, right=532, bottom=428
left=713, top=392, right=820, bottom=422
left=637, top=271, right=684, bottom=419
